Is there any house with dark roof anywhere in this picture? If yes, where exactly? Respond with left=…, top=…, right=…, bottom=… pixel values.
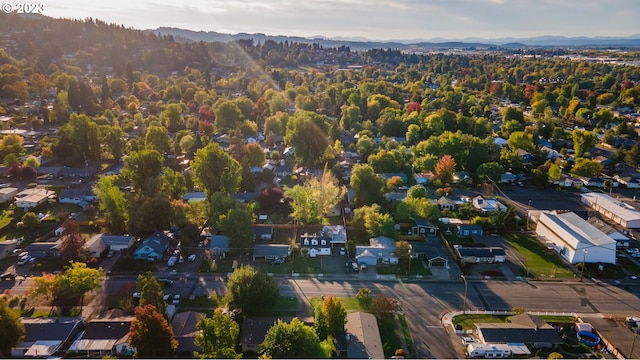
left=68, top=317, right=135, bottom=357
left=208, top=235, right=230, bottom=257
left=59, top=185, right=94, bottom=207
left=171, top=311, right=205, bottom=356
left=300, top=231, right=332, bottom=257
left=436, top=196, right=457, bottom=211
left=253, top=225, right=273, bottom=241
left=183, top=192, right=206, bottom=202
left=133, top=231, right=172, bottom=261
left=455, top=246, right=506, bottom=264
left=475, top=313, right=563, bottom=349
left=240, top=317, right=294, bottom=353
left=231, top=192, right=259, bottom=203
left=516, top=148, right=534, bottom=164
left=12, top=317, right=83, bottom=357
left=412, top=218, right=438, bottom=237
left=252, top=244, right=291, bottom=261
left=344, top=312, right=384, bottom=359
left=24, top=241, right=61, bottom=259
left=457, top=224, right=483, bottom=238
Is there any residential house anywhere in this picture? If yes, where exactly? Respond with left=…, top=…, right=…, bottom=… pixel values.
left=475, top=313, right=563, bottom=349
left=133, top=231, right=173, bottom=261
left=323, top=225, right=347, bottom=248
left=500, top=172, right=517, bottom=184
left=541, top=146, right=561, bottom=160
left=68, top=317, right=136, bottom=357
left=253, top=225, right=273, bottom=241
left=300, top=232, right=332, bottom=257
left=587, top=217, right=631, bottom=248
left=412, top=218, right=438, bottom=237
left=414, top=171, right=436, bottom=185
left=231, top=192, right=259, bottom=203
left=0, top=186, right=18, bottom=203
left=12, top=317, right=83, bottom=357
left=252, top=244, right=291, bottom=261
left=515, top=148, right=534, bottom=164
left=14, top=187, right=55, bottom=209
left=171, top=311, right=205, bottom=356
left=586, top=177, right=607, bottom=188
left=455, top=246, right=506, bottom=264
left=378, top=172, right=408, bottom=184
left=457, top=224, right=483, bottom=238
left=59, top=185, right=94, bottom=207
left=344, top=312, right=385, bottom=360
left=385, top=192, right=407, bottom=202
left=24, top=241, right=61, bottom=259
left=453, top=171, right=473, bottom=185
left=472, top=196, right=507, bottom=214
left=83, top=234, right=108, bottom=258
left=240, top=317, right=294, bottom=354
left=615, top=175, right=640, bottom=189
left=274, top=164, right=293, bottom=177
left=94, top=234, right=135, bottom=251
left=208, top=235, right=230, bottom=257
left=183, top=192, right=206, bottom=202
left=436, top=196, right=457, bottom=211
left=0, top=239, right=19, bottom=260
left=594, top=155, right=612, bottom=167
left=355, top=236, right=398, bottom=266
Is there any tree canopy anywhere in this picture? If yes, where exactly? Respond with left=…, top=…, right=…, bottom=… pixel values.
left=226, top=265, right=280, bottom=316
left=261, top=318, right=326, bottom=359
left=129, top=304, right=177, bottom=358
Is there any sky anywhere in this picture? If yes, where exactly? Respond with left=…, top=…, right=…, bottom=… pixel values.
left=42, top=0, right=640, bottom=41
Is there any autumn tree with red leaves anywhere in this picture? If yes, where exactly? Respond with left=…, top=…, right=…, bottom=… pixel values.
left=435, top=155, right=456, bottom=185
left=129, top=304, right=177, bottom=358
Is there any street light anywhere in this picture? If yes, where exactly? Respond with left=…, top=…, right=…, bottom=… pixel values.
left=579, top=249, right=588, bottom=282
left=407, top=249, right=412, bottom=278
left=461, top=275, right=468, bottom=313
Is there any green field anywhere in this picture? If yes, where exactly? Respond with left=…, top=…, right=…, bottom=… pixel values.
left=452, top=313, right=508, bottom=330
left=309, top=296, right=365, bottom=312
left=502, top=233, right=575, bottom=279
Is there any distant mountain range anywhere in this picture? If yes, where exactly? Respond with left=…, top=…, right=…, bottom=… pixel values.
left=152, top=27, right=640, bottom=50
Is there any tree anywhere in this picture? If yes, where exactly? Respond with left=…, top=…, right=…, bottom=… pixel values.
left=571, top=130, right=597, bottom=158
left=31, top=262, right=104, bottom=310
left=59, top=224, right=90, bottom=263
left=128, top=192, right=173, bottom=237
left=226, top=266, right=279, bottom=315
left=195, top=308, right=240, bottom=359
left=214, top=100, right=244, bottom=129
left=476, top=162, right=505, bottom=183
left=435, top=155, right=456, bottom=185
left=218, top=205, right=255, bottom=251
left=321, top=295, right=347, bottom=336
left=23, top=155, right=40, bottom=168
left=625, top=142, right=640, bottom=167
left=285, top=110, right=330, bottom=166
left=20, top=212, right=40, bottom=229
left=571, top=158, right=603, bottom=177
left=161, top=168, right=187, bottom=200
left=548, top=163, right=562, bottom=183
left=352, top=204, right=397, bottom=238
left=356, top=135, right=375, bottom=159
left=285, top=171, right=346, bottom=224
left=192, top=142, right=242, bottom=198
left=145, top=125, right=172, bottom=154
left=407, top=185, right=429, bottom=199
left=122, top=149, right=164, bottom=196
left=356, top=288, right=372, bottom=309
left=93, top=175, right=129, bottom=233
left=261, top=318, right=326, bottom=359
left=0, top=298, right=25, bottom=357
left=507, top=131, right=534, bottom=152
left=138, top=272, right=166, bottom=316
left=350, top=164, right=385, bottom=207
left=129, top=304, right=177, bottom=358
left=371, top=294, right=400, bottom=319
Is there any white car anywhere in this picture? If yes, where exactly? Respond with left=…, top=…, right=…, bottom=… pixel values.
left=172, top=294, right=181, bottom=305
left=188, top=254, right=196, bottom=262
left=462, top=336, right=476, bottom=344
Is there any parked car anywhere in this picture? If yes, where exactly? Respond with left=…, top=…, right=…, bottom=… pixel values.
left=163, top=294, right=172, bottom=303
left=351, top=262, right=359, bottom=272
left=0, top=272, right=17, bottom=280
left=188, top=254, right=196, bottom=262
left=132, top=292, right=141, bottom=299
left=178, top=256, right=185, bottom=264
left=172, top=294, right=181, bottom=305
left=271, top=258, right=285, bottom=265
left=17, top=258, right=28, bottom=266
left=158, top=278, right=174, bottom=286
left=462, top=336, right=476, bottom=345
left=340, top=247, right=346, bottom=256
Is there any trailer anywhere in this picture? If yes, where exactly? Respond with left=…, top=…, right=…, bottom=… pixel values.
left=466, top=344, right=513, bottom=358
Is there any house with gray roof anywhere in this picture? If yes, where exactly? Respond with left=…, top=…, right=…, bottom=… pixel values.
left=356, top=236, right=397, bottom=266
left=133, top=231, right=173, bottom=261
left=208, top=235, right=230, bottom=257
left=171, top=311, right=205, bottom=356
left=475, top=313, right=563, bottom=349
left=12, top=317, right=83, bottom=357
left=252, top=244, right=291, bottom=261
left=68, top=317, right=135, bottom=357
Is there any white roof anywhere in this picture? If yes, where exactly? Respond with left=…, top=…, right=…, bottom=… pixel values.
left=69, top=339, right=116, bottom=351
left=539, top=212, right=616, bottom=249
left=582, top=192, right=640, bottom=222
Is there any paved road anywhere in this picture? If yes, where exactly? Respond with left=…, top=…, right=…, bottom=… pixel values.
left=5, top=274, right=640, bottom=359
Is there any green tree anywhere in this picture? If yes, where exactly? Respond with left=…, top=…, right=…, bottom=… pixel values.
left=145, top=125, right=172, bottom=154
left=261, top=318, right=326, bottom=359
left=356, top=288, right=372, bottom=309
left=507, top=131, right=535, bottom=152
left=192, top=142, right=242, bottom=198
left=226, top=266, right=279, bottom=316
left=476, top=162, right=505, bottom=183
left=352, top=204, right=397, bottom=238
left=500, top=148, right=525, bottom=172
left=161, top=168, right=187, bottom=200
left=93, top=175, right=129, bottom=233
left=58, top=113, right=101, bottom=160
left=218, top=205, right=255, bottom=251
left=128, top=192, right=173, bottom=237
left=571, top=158, right=603, bottom=177
left=214, top=100, right=244, bottom=129
left=356, top=135, right=375, bottom=160
left=571, top=130, right=597, bottom=158
left=548, top=163, right=562, bottom=183
left=129, top=304, right=177, bottom=358
left=138, top=272, right=166, bottom=316
left=321, top=295, right=347, bottom=336
left=179, top=134, right=195, bottom=155
left=0, top=298, right=25, bottom=357
left=625, top=142, right=640, bottom=167
left=20, top=212, right=40, bottom=229
left=285, top=171, right=346, bottom=224
left=99, top=125, right=126, bottom=160
left=407, top=185, right=429, bottom=199
left=350, top=164, right=385, bottom=207
left=3, top=153, right=19, bottom=166
left=23, top=155, right=40, bottom=167
left=30, top=262, right=104, bottom=310
left=195, top=308, right=240, bottom=359
left=285, top=110, right=330, bottom=166
left=122, top=149, right=164, bottom=196
left=162, top=103, right=184, bottom=131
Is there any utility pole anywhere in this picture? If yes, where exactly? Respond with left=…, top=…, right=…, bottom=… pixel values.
left=461, top=274, right=468, bottom=313
left=579, top=249, right=588, bottom=282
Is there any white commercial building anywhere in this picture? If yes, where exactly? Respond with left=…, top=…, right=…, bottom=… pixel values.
left=581, top=192, right=640, bottom=229
left=535, top=211, right=616, bottom=264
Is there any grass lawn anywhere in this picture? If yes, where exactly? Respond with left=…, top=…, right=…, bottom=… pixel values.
left=540, top=315, right=576, bottom=324
left=256, top=296, right=298, bottom=317
left=452, top=313, right=508, bottom=330
left=180, top=295, right=220, bottom=309
left=376, top=259, right=432, bottom=276
left=398, top=314, right=416, bottom=358
left=198, top=258, right=236, bottom=273
left=444, top=234, right=475, bottom=246
left=378, top=316, right=402, bottom=358
left=618, top=256, right=640, bottom=276
left=502, top=233, right=575, bottom=279
left=309, top=296, right=366, bottom=312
